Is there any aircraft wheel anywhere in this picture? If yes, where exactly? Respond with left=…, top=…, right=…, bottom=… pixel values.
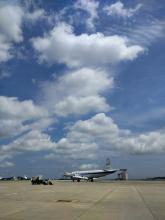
left=91, top=178, right=93, bottom=182
left=77, top=179, right=80, bottom=182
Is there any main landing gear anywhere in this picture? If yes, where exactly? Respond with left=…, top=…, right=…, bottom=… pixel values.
left=72, top=179, right=80, bottom=182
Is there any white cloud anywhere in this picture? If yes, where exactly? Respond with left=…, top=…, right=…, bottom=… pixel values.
left=0, top=35, right=12, bottom=62
left=0, top=130, right=56, bottom=163
left=4, top=130, right=56, bottom=152
left=0, top=96, right=50, bottom=139
left=79, top=163, right=99, bottom=170
left=0, top=161, right=15, bottom=168
left=55, top=138, right=98, bottom=159
left=49, top=113, right=165, bottom=160
left=25, top=9, right=45, bottom=23
left=29, top=117, right=55, bottom=131
left=0, top=119, right=26, bottom=139
left=1, top=1, right=164, bottom=169
left=0, top=96, right=47, bottom=120
left=0, top=68, right=113, bottom=158
left=2, top=112, right=165, bottom=163
left=0, top=96, right=56, bottom=162
left=47, top=113, right=124, bottom=159
left=74, top=0, right=99, bottom=30
left=0, top=3, right=47, bottom=63
left=0, top=4, right=23, bottom=42
left=32, top=22, right=144, bottom=68
left=0, top=4, right=24, bottom=63
left=54, top=96, right=110, bottom=116
left=0, top=117, right=54, bottom=140
left=127, top=20, right=165, bottom=46
left=105, top=19, right=165, bottom=48
left=41, top=68, right=113, bottom=116
left=104, top=1, right=142, bottom=18
left=66, top=113, right=128, bottom=146
left=121, top=130, right=165, bottom=155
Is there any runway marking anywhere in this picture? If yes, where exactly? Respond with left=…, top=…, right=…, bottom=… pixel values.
left=6, top=192, right=18, bottom=196
left=134, top=186, right=156, bottom=220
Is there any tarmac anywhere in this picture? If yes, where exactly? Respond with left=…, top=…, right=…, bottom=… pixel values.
left=0, top=180, right=165, bottom=220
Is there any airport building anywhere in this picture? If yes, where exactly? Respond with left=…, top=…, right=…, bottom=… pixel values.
left=118, top=169, right=128, bottom=180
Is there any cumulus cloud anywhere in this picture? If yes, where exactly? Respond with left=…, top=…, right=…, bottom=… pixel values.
left=0, top=96, right=50, bottom=139
left=2, top=130, right=55, bottom=152
left=0, top=117, right=54, bottom=140
left=54, top=96, right=110, bottom=116
left=0, top=96, right=46, bottom=120
left=2, top=112, right=165, bottom=163
left=0, top=130, right=56, bottom=164
left=0, top=3, right=46, bottom=63
left=0, top=1, right=163, bottom=170
left=41, top=68, right=113, bottom=116
left=0, top=4, right=24, bottom=62
left=74, top=0, right=99, bottom=30
left=32, top=22, right=144, bottom=68
left=104, top=1, right=142, bottom=18
left=55, top=138, right=98, bottom=159
left=0, top=4, right=23, bottom=42
left=0, top=96, right=56, bottom=163
left=29, top=117, right=55, bottom=131
left=0, top=119, right=26, bottom=139
left=44, top=113, right=123, bottom=159
left=45, top=113, right=165, bottom=160
left=0, top=68, right=112, bottom=161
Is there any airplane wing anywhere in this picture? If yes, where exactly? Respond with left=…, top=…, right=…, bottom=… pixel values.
left=103, top=169, right=120, bottom=173
left=72, top=174, right=88, bottom=180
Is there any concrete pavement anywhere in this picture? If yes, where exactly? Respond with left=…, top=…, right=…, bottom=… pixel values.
left=0, top=181, right=165, bottom=220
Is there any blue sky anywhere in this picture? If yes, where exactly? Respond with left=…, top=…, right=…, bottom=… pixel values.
left=0, top=0, right=165, bottom=178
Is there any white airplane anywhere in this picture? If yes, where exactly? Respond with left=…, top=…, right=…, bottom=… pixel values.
left=64, top=159, right=120, bottom=182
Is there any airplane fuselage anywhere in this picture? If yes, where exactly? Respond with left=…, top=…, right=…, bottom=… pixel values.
left=72, top=169, right=118, bottom=178
left=64, top=159, right=121, bottom=182
left=65, top=169, right=119, bottom=182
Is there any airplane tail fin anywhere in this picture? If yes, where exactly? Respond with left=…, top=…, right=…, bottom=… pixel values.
left=104, top=158, right=111, bottom=170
